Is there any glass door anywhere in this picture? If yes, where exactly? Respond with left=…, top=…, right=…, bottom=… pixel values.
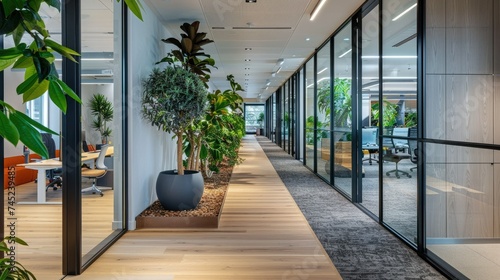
left=359, top=3, right=380, bottom=217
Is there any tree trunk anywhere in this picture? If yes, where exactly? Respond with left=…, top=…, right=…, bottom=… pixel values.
left=194, top=136, right=202, bottom=171
left=176, top=131, right=184, bottom=175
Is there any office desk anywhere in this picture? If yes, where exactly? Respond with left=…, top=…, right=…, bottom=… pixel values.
left=18, top=147, right=114, bottom=204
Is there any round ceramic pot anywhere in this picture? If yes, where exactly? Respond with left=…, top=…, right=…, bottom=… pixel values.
left=155, top=170, right=204, bottom=211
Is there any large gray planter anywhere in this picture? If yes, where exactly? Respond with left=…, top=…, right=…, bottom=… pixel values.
left=156, top=170, right=204, bottom=211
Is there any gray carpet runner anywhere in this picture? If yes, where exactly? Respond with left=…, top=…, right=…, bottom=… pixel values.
left=256, top=137, right=446, bottom=280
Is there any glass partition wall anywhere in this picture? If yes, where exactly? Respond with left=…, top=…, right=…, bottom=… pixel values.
left=305, top=59, right=315, bottom=171
left=264, top=0, right=500, bottom=277
left=381, top=0, right=418, bottom=243
left=359, top=3, right=381, bottom=217
left=333, top=23, right=353, bottom=197
left=316, top=42, right=332, bottom=183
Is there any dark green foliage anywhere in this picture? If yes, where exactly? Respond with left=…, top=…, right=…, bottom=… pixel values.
left=142, top=67, right=207, bottom=135
left=89, top=93, right=113, bottom=143
left=0, top=236, right=36, bottom=279
left=142, top=66, right=207, bottom=174
left=371, top=100, right=398, bottom=128
left=184, top=75, right=245, bottom=173
left=159, top=21, right=216, bottom=86
left=316, top=78, right=352, bottom=128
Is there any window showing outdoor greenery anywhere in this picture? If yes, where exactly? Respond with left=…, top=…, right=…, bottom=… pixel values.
left=245, top=105, right=265, bottom=134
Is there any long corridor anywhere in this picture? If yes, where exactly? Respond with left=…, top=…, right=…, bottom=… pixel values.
left=67, top=136, right=342, bottom=279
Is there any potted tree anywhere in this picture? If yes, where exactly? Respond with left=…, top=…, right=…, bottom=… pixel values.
left=257, top=112, right=264, bottom=135
left=89, top=93, right=113, bottom=144
left=142, top=66, right=207, bottom=210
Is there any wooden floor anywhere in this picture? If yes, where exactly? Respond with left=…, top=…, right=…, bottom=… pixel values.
left=66, top=136, right=342, bottom=279
left=4, top=178, right=115, bottom=280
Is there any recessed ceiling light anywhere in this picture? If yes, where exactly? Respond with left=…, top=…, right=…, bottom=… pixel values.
left=245, top=47, right=252, bottom=51
left=306, top=38, right=311, bottom=41
left=245, top=67, right=250, bottom=70
left=245, top=59, right=251, bottom=61
left=246, top=0, right=256, bottom=2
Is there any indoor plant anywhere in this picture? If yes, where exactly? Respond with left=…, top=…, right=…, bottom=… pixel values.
left=89, top=93, right=113, bottom=144
left=141, top=66, right=207, bottom=210
left=184, top=75, right=244, bottom=175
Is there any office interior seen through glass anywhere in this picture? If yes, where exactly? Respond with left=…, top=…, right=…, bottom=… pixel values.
left=266, top=0, right=500, bottom=279
left=2, top=1, right=125, bottom=278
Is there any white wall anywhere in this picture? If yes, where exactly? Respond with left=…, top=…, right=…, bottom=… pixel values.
left=127, top=4, right=176, bottom=229
left=3, top=69, right=28, bottom=157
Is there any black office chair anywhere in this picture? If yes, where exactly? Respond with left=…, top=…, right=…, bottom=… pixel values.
left=408, top=126, right=418, bottom=172
left=41, top=133, right=63, bottom=191
left=383, top=127, right=412, bottom=179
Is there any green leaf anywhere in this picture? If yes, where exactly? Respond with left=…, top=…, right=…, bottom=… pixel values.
left=44, top=38, right=79, bottom=62
left=16, top=73, right=38, bottom=94
left=124, top=0, right=143, bottom=21
left=22, top=79, right=49, bottom=103
left=0, top=43, right=26, bottom=59
left=0, top=10, right=21, bottom=35
left=55, top=79, right=81, bottom=104
left=44, top=0, right=61, bottom=11
left=2, top=0, right=23, bottom=17
left=48, top=79, right=67, bottom=112
left=0, top=56, right=20, bottom=71
left=13, top=55, right=33, bottom=68
left=0, top=111, right=20, bottom=145
left=13, top=110, right=57, bottom=135
left=29, top=0, right=44, bottom=12
left=11, top=23, right=25, bottom=46
left=34, top=55, right=52, bottom=82
left=9, top=112, right=49, bottom=158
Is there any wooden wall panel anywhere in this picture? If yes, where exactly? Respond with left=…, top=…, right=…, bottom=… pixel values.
left=445, top=75, right=493, bottom=143
left=495, top=0, right=500, bottom=74
left=495, top=76, right=500, bottom=147
left=446, top=164, right=494, bottom=238
left=494, top=164, right=500, bottom=237
left=425, top=75, right=446, bottom=139
left=425, top=29, right=446, bottom=74
left=426, top=164, right=447, bottom=238
left=426, top=0, right=446, bottom=27
left=446, top=146, right=493, bottom=164
left=445, top=0, right=493, bottom=74
left=446, top=0, right=492, bottom=27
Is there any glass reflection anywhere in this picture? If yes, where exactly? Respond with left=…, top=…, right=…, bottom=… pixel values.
left=333, top=22, right=353, bottom=197
left=316, top=42, right=331, bottom=182
left=381, top=0, right=418, bottom=243
left=305, top=60, right=315, bottom=171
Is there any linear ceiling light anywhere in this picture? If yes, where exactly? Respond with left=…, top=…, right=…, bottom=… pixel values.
left=392, top=3, right=417, bottom=21
left=310, top=0, right=327, bottom=21
left=338, top=49, right=352, bottom=58
left=317, top=67, right=328, bottom=74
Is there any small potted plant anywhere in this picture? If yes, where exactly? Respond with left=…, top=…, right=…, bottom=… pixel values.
left=142, top=66, right=208, bottom=210
left=89, top=93, right=113, bottom=144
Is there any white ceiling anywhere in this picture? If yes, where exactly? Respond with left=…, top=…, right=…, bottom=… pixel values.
left=9, top=0, right=418, bottom=101
left=145, top=0, right=365, bottom=102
